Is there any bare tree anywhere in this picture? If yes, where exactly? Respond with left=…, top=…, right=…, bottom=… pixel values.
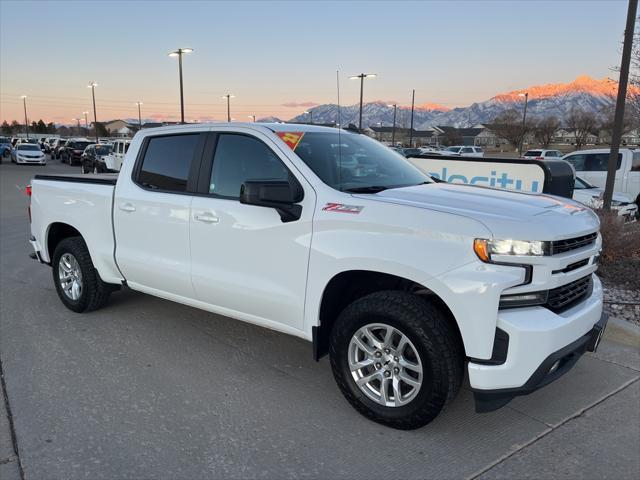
left=489, top=109, right=534, bottom=150
left=566, top=108, right=598, bottom=149
left=534, top=116, right=560, bottom=148
left=599, top=104, right=633, bottom=144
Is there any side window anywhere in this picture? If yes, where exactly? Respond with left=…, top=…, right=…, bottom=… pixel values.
left=586, top=153, right=622, bottom=171
left=137, top=134, right=200, bottom=192
left=564, top=154, right=587, bottom=171
left=462, top=147, right=473, bottom=153
left=124, top=143, right=130, bottom=153
left=631, top=152, right=640, bottom=172
left=209, top=134, right=290, bottom=199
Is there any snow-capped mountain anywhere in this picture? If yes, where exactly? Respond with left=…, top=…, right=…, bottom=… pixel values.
left=289, top=75, right=631, bottom=128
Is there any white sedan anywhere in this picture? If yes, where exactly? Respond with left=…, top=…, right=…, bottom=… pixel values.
left=11, top=144, right=46, bottom=165
left=573, top=176, right=637, bottom=221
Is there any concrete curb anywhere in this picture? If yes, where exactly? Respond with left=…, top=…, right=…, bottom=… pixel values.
left=604, top=316, right=640, bottom=348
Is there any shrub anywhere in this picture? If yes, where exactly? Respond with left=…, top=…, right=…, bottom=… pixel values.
left=594, top=209, right=640, bottom=263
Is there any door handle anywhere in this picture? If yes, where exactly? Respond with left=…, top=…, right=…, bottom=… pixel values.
left=194, top=212, right=219, bottom=224
left=119, top=202, right=136, bottom=213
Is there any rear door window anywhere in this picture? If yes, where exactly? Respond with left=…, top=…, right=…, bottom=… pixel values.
left=136, top=134, right=201, bottom=192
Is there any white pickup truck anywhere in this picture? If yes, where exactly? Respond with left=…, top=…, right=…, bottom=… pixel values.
left=28, top=123, right=607, bottom=429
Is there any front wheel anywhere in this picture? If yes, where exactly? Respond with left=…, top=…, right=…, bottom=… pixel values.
left=52, top=237, right=114, bottom=312
left=329, top=291, right=464, bottom=430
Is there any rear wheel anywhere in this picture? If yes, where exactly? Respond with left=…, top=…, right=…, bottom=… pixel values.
left=52, top=237, right=114, bottom=312
left=329, top=291, right=463, bottom=430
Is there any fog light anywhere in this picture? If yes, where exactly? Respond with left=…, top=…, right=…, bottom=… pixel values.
left=499, top=291, right=548, bottom=309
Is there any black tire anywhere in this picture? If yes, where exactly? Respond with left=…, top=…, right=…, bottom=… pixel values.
left=52, top=237, right=113, bottom=313
left=329, top=291, right=464, bottom=430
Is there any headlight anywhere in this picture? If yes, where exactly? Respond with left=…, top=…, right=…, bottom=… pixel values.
left=474, top=238, right=549, bottom=262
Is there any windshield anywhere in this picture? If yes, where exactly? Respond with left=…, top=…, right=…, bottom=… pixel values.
left=574, top=177, right=595, bottom=189
left=70, top=141, right=92, bottom=150
left=446, top=146, right=461, bottom=153
left=95, top=145, right=112, bottom=155
left=18, top=144, right=40, bottom=151
left=524, top=150, right=541, bottom=157
left=290, top=131, right=429, bottom=192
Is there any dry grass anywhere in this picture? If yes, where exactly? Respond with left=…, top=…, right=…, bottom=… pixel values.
left=594, top=209, right=640, bottom=263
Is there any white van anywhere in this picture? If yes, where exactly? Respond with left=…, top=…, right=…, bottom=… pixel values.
left=562, top=148, right=640, bottom=205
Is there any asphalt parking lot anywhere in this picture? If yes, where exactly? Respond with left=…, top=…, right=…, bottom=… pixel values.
left=1, top=158, right=639, bottom=480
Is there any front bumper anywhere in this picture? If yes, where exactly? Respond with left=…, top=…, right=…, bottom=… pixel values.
left=469, top=275, right=605, bottom=412
left=16, top=156, right=46, bottom=164
left=473, top=311, right=608, bottom=412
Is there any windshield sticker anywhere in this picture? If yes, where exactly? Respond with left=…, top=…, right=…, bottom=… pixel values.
left=323, top=203, right=364, bottom=214
left=276, top=131, right=304, bottom=150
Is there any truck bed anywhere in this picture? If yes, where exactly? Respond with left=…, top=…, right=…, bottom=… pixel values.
left=30, top=173, right=123, bottom=284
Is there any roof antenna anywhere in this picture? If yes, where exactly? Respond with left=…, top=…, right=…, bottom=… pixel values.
left=336, top=69, right=342, bottom=191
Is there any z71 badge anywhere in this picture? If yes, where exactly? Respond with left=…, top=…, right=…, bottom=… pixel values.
left=322, top=203, right=364, bottom=214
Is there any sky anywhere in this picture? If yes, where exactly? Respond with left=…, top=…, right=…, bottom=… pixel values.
left=0, top=0, right=633, bottom=125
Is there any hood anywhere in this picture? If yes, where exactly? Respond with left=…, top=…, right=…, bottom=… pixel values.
left=358, top=182, right=600, bottom=240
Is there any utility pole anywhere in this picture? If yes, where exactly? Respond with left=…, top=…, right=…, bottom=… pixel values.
left=136, top=102, right=143, bottom=131
left=388, top=103, right=397, bottom=146
left=20, top=95, right=29, bottom=139
left=409, top=89, right=415, bottom=147
left=603, top=0, right=637, bottom=210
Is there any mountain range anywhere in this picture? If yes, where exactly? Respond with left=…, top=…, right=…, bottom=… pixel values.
left=287, top=75, right=633, bottom=129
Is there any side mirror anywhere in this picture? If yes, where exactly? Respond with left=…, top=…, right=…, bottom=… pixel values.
left=240, top=179, right=304, bottom=223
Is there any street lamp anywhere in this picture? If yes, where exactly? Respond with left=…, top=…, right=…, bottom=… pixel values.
left=304, top=110, right=313, bottom=124
left=387, top=103, right=397, bottom=146
left=222, top=94, right=235, bottom=122
left=376, top=122, right=383, bottom=141
left=349, top=73, right=376, bottom=130
left=136, top=102, right=143, bottom=131
left=83, top=111, right=89, bottom=130
left=87, top=82, right=99, bottom=144
left=20, top=95, right=29, bottom=139
left=168, top=48, right=193, bottom=124
left=248, top=115, right=256, bottom=122
left=518, top=92, right=529, bottom=155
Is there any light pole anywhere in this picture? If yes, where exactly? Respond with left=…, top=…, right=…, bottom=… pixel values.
left=20, top=95, right=29, bottom=139
left=222, top=94, right=234, bottom=122
left=136, top=102, right=143, bottom=131
left=349, top=73, right=376, bottom=131
left=376, top=122, right=383, bottom=141
left=409, top=89, right=415, bottom=147
left=304, top=110, right=313, bottom=124
left=72, top=118, right=81, bottom=135
left=83, top=111, right=89, bottom=131
left=168, top=48, right=193, bottom=124
left=518, top=92, right=529, bottom=155
left=248, top=115, right=256, bottom=122
left=387, top=103, right=397, bottom=146
left=88, top=82, right=99, bottom=144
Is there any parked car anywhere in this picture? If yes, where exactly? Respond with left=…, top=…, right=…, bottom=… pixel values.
left=10, top=143, right=46, bottom=165
left=0, top=136, right=12, bottom=158
left=81, top=144, right=114, bottom=174
left=61, top=139, right=92, bottom=165
left=444, top=146, right=484, bottom=157
left=43, top=137, right=60, bottom=154
left=401, top=147, right=422, bottom=157
left=522, top=149, right=563, bottom=160
left=573, top=176, right=638, bottom=221
left=562, top=148, right=640, bottom=207
left=27, top=123, right=607, bottom=429
left=51, top=138, right=67, bottom=159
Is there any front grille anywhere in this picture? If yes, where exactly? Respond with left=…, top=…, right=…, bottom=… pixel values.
left=551, top=233, right=597, bottom=255
left=546, top=275, right=593, bottom=312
